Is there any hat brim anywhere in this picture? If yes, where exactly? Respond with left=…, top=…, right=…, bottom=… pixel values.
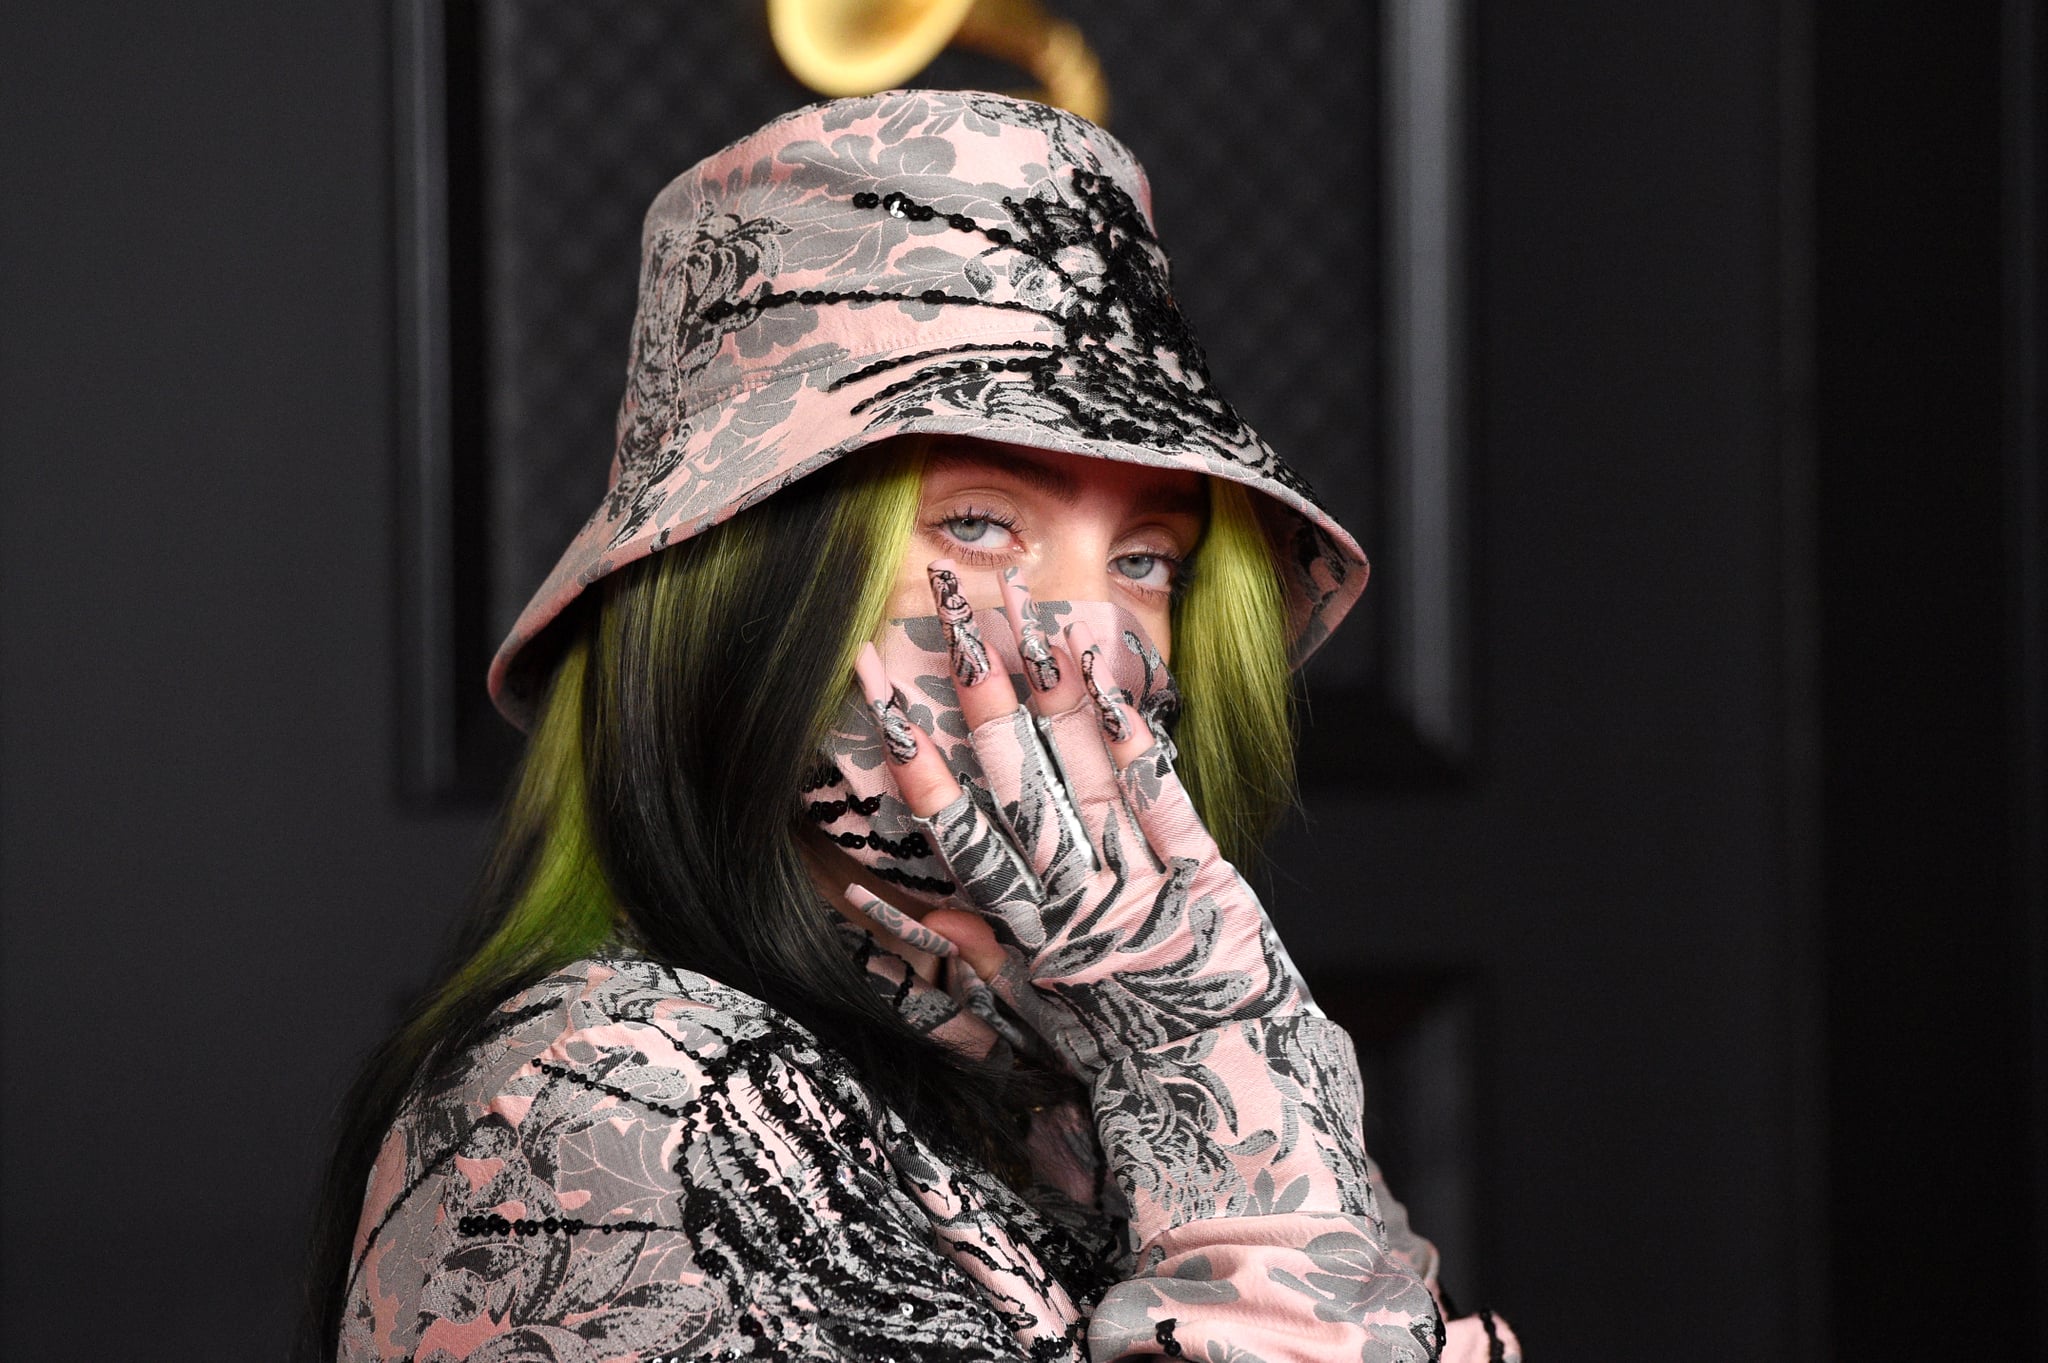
left=488, top=351, right=1368, bottom=730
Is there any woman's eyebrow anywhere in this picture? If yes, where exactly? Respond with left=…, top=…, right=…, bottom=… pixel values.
left=926, top=448, right=1208, bottom=519
left=927, top=448, right=1081, bottom=504
left=1144, top=483, right=1210, bottom=519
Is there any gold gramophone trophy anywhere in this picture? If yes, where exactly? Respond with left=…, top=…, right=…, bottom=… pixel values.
left=767, top=0, right=1108, bottom=124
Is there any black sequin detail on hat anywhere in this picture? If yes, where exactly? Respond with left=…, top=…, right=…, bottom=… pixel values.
left=839, top=175, right=1327, bottom=509
left=829, top=340, right=1061, bottom=394
left=678, top=170, right=1326, bottom=511
left=696, top=286, right=1052, bottom=328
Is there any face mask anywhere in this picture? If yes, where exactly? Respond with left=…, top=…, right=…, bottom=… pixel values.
left=807, top=600, right=1179, bottom=910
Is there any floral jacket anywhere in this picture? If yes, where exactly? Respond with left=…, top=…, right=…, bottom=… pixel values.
left=341, top=926, right=1493, bottom=1362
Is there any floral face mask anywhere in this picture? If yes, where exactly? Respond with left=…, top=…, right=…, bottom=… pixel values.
left=807, top=599, right=1178, bottom=911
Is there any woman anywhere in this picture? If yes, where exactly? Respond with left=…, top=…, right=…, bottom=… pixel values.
left=309, top=90, right=1520, bottom=1362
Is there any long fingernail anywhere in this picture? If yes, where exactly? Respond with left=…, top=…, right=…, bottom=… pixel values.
left=1066, top=621, right=1132, bottom=744
left=1001, top=568, right=1060, bottom=692
left=846, top=884, right=958, bottom=959
left=927, top=559, right=991, bottom=689
left=855, top=642, right=920, bottom=764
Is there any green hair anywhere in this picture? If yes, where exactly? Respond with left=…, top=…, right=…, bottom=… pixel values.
left=1172, top=476, right=1299, bottom=863
left=419, top=445, right=926, bottom=1041
left=414, top=637, right=613, bottom=1037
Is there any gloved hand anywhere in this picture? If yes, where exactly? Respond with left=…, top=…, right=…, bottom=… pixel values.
left=842, top=561, right=1488, bottom=1361
left=847, top=560, right=1311, bottom=1081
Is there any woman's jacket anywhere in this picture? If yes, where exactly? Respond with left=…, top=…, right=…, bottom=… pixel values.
left=341, top=927, right=1472, bottom=1363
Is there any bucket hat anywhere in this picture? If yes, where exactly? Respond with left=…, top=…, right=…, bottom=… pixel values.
left=489, top=89, right=1369, bottom=728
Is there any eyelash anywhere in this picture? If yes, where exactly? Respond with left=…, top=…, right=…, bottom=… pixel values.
left=928, top=505, right=1020, bottom=565
left=925, top=506, right=1187, bottom=599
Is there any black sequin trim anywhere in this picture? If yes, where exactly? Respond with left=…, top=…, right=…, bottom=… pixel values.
left=806, top=790, right=884, bottom=822
left=368, top=959, right=1117, bottom=1362
left=840, top=171, right=1329, bottom=511
left=853, top=189, right=1036, bottom=252
left=532, top=1057, right=687, bottom=1120
left=829, top=340, right=1061, bottom=394
left=697, top=285, right=1053, bottom=329
left=456, top=1212, right=673, bottom=1237
left=871, top=864, right=954, bottom=895
left=822, top=827, right=932, bottom=859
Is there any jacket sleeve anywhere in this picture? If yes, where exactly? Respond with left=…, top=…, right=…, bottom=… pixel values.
left=343, top=999, right=1054, bottom=1362
left=1078, top=1013, right=1453, bottom=1362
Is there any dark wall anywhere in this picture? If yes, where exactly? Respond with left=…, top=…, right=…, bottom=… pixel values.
left=1273, top=1, right=1810, bottom=1354
left=2, top=3, right=2035, bottom=1360
left=0, top=4, right=490, bottom=1353
left=1812, top=1, right=2047, bottom=1353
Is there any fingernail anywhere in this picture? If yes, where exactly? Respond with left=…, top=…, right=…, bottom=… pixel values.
left=1001, top=568, right=1060, bottom=692
left=846, top=884, right=958, bottom=959
left=855, top=642, right=920, bottom=764
left=1067, top=621, right=1132, bottom=744
left=927, top=559, right=991, bottom=689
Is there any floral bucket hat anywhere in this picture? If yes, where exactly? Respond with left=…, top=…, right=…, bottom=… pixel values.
left=489, top=89, right=1369, bottom=729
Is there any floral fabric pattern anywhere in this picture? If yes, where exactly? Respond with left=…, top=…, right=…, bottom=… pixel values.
left=344, top=958, right=1111, bottom=1363
left=490, top=90, right=1368, bottom=728
left=343, top=944, right=1471, bottom=1362
left=810, top=599, right=1171, bottom=913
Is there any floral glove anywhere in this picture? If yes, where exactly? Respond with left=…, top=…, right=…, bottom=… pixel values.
left=878, top=570, right=1309, bottom=1080
left=841, top=561, right=1452, bottom=1362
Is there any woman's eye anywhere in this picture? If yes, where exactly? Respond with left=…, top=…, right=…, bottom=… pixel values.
left=941, top=516, right=1014, bottom=550
left=1113, top=553, right=1173, bottom=588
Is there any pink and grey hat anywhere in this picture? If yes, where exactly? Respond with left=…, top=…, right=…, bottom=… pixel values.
left=489, top=89, right=1369, bottom=729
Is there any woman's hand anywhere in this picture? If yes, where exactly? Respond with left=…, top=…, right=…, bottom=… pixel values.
left=846, top=559, right=1311, bottom=1080
left=851, top=563, right=1480, bottom=1359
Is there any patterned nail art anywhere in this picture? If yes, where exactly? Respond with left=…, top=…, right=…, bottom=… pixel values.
left=855, top=643, right=920, bottom=764
left=846, top=885, right=958, bottom=959
left=1001, top=568, right=1060, bottom=691
left=871, top=693, right=919, bottom=764
left=1068, top=622, right=1132, bottom=743
left=927, top=560, right=991, bottom=689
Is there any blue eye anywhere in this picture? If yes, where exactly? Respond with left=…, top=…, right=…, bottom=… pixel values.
left=1113, top=553, right=1175, bottom=589
left=939, top=514, right=1016, bottom=552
